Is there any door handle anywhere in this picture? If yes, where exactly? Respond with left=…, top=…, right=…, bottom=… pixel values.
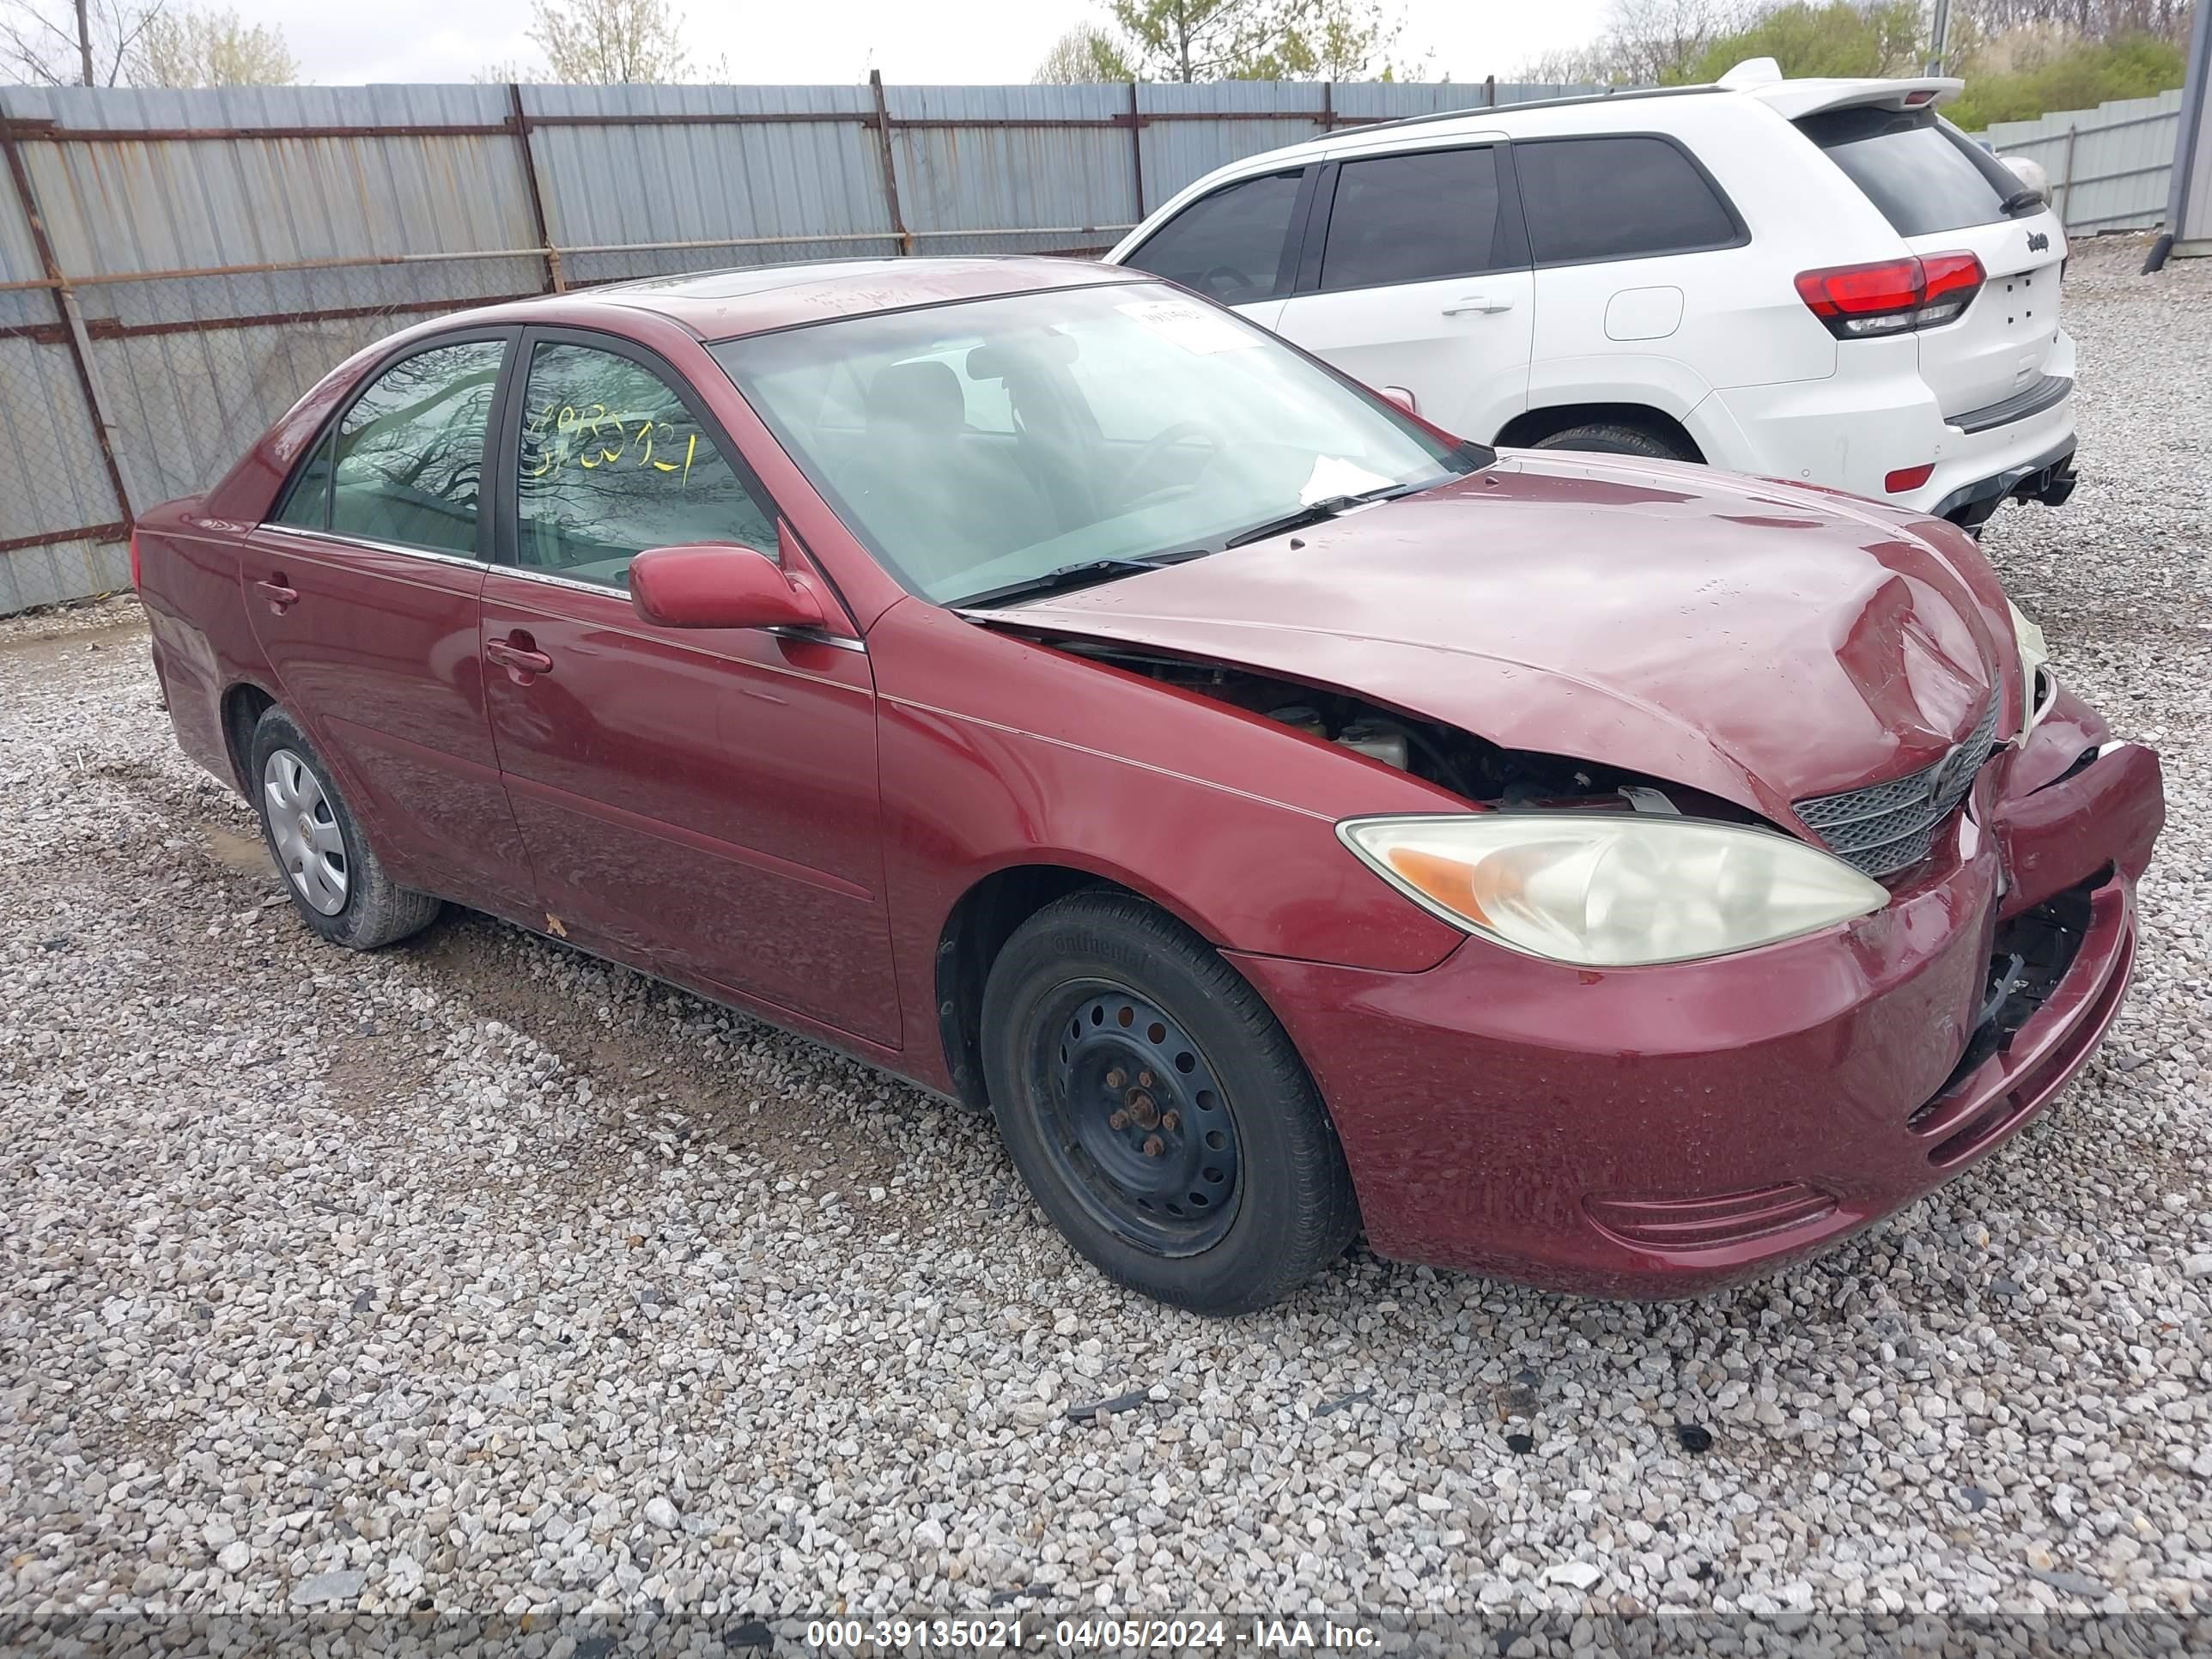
left=485, top=635, right=554, bottom=679
left=252, top=575, right=299, bottom=613
left=1442, top=295, right=1514, bottom=315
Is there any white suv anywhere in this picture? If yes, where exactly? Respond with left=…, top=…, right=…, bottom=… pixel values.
left=1106, top=61, right=2076, bottom=527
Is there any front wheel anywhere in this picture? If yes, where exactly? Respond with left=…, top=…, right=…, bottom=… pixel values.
left=981, top=890, right=1358, bottom=1315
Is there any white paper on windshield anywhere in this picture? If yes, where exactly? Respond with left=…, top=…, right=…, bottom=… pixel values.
left=1300, top=453, right=1396, bottom=505
left=1116, top=299, right=1261, bottom=354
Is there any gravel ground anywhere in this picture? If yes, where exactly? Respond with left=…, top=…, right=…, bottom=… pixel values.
left=3, top=234, right=2209, bottom=1639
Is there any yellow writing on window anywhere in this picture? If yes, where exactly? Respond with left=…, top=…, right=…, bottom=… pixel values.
left=524, top=403, right=701, bottom=486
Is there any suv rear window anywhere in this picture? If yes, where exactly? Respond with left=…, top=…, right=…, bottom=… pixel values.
left=1515, top=136, right=1741, bottom=265
left=1318, top=146, right=1514, bottom=290
left=1796, top=107, right=2023, bottom=237
left=1122, top=169, right=1304, bottom=305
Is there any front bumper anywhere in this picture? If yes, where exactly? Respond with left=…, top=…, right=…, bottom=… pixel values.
left=1231, top=706, right=2164, bottom=1298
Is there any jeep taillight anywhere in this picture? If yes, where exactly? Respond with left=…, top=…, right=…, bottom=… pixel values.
left=1794, top=252, right=1984, bottom=338
left=129, top=527, right=141, bottom=588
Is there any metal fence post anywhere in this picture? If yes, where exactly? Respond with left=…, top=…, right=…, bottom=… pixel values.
left=1127, top=82, right=1145, bottom=220
left=868, top=70, right=914, bottom=255
left=508, top=83, right=563, bottom=292
left=0, top=117, right=133, bottom=526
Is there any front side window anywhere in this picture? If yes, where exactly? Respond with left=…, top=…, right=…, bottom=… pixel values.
left=1796, top=108, right=2025, bottom=238
left=1121, top=170, right=1305, bottom=304
left=323, top=338, right=506, bottom=556
left=716, top=281, right=1476, bottom=606
left=1319, top=147, right=1514, bottom=291
left=1516, top=136, right=1741, bottom=266
left=514, top=341, right=776, bottom=592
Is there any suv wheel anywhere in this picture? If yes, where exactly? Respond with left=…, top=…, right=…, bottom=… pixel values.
left=1533, top=422, right=1694, bottom=462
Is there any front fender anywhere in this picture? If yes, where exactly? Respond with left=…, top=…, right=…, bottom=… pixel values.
left=868, top=599, right=1467, bottom=1084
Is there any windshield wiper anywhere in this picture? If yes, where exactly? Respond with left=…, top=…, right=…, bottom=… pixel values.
left=1222, top=481, right=1428, bottom=550
left=956, top=554, right=1199, bottom=610
left=2000, top=185, right=2045, bottom=216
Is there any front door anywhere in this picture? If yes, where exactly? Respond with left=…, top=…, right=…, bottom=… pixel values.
left=1273, top=143, right=1534, bottom=443
left=478, top=329, right=900, bottom=1045
left=241, top=331, right=535, bottom=915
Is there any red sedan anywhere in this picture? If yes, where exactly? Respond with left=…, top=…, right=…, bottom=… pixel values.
left=135, top=258, right=2164, bottom=1314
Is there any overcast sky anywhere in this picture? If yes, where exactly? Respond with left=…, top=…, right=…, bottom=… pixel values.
left=252, top=0, right=1613, bottom=87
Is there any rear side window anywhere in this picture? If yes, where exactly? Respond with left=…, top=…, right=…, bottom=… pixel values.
left=1318, top=147, right=1515, bottom=291
left=1516, top=136, right=1741, bottom=265
left=273, top=431, right=334, bottom=531
left=1796, top=107, right=2021, bottom=237
left=325, top=338, right=507, bottom=556
left=1123, top=170, right=1304, bottom=304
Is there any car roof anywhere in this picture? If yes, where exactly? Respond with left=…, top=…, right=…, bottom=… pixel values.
left=1164, top=68, right=1964, bottom=179
left=475, top=256, right=1145, bottom=343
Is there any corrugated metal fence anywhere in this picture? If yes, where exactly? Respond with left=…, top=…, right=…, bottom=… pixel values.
left=1974, top=88, right=2185, bottom=236
left=0, top=76, right=1593, bottom=614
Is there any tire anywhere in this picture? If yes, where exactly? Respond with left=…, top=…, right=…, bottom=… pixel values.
left=1531, top=422, right=1694, bottom=461
left=247, top=705, right=441, bottom=951
left=980, top=890, right=1358, bottom=1315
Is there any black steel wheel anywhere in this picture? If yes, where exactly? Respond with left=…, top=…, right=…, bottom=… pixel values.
left=1038, top=984, right=1241, bottom=1255
left=981, top=890, right=1358, bottom=1315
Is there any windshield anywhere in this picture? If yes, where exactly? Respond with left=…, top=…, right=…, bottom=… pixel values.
left=712, top=281, right=1478, bottom=605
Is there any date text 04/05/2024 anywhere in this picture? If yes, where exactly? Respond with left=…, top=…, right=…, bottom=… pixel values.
left=802, top=1617, right=1383, bottom=1650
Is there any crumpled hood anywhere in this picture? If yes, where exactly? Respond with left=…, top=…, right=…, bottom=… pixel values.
left=985, top=453, right=2018, bottom=823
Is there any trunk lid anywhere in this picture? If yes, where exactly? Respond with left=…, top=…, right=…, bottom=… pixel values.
left=1905, top=207, right=2066, bottom=419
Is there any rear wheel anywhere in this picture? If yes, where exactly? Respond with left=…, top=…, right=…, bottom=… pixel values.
left=1531, top=421, right=1694, bottom=461
left=981, top=890, right=1358, bottom=1315
left=248, top=706, right=441, bottom=951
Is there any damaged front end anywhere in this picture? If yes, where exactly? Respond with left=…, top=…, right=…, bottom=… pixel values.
left=1034, top=635, right=1761, bottom=823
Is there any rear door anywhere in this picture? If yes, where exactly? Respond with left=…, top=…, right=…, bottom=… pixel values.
left=1115, top=166, right=1310, bottom=331
left=1270, top=141, right=1533, bottom=439
left=1795, top=106, right=2065, bottom=419
left=477, top=327, right=900, bottom=1045
left=242, top=330, right=536, bottom=915
left=1515, top=133, right=1764, bottom=421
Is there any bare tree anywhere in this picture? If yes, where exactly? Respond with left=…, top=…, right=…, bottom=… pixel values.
left=1104, top=0, right=1417, bottom=82
left=1957, top=0, right=2191, bottom=43
left=0, top=0, right=163, bottom=87
left=1034, top=21, right=1136, bottom=82
left=1515, top=0, right=1760, bottom=82
left=131, top=4, right=295, bottom=86
left=524, top=0, right=696, bottom=83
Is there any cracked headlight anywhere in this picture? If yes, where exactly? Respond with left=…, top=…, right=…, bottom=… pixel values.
left=1339, top=813, right=1889, bottom=968
left=2008, top=599, right=2057, bottom=738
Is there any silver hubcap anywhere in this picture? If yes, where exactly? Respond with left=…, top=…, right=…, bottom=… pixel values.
left=263, top=748, right=349, bottom=915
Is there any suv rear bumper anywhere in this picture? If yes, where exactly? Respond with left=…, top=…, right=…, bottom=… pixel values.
left=1692, top=328, right=2077, bottom=522
left=1929, top=437, right=2078, bottom=527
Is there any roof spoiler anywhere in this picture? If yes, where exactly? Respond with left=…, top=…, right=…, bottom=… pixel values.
left=1721, top=60, right=1966, bottom=116
left=1716, top=58, right=1784, bottom=89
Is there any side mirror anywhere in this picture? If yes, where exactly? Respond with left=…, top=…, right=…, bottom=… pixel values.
left=629, top=543, right=827, bottom=631
left=2000, top=154, right=2052, bottom=207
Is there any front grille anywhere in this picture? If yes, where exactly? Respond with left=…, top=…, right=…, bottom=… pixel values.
left=1794, top=696, right=2001, bottom=878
